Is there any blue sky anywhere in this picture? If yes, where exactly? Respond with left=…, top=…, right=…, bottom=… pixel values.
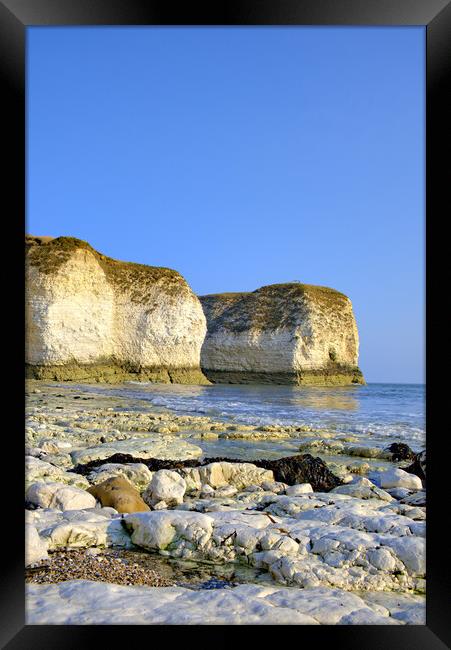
left=27, top=27, right=425, bottom=384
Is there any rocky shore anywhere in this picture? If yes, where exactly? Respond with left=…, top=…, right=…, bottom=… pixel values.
left=25, top=381, right=426, bottom=625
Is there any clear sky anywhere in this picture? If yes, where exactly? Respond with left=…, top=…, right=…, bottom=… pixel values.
left=27, top=27, right=425, bottom=384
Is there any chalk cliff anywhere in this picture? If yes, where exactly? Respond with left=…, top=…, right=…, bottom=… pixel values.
left=199, top=283, right=364, bottom=385
left=25, top=236, right=208, bottom=384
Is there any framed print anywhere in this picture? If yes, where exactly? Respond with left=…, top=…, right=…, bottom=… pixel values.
left=1, top=0, right=450, bottom=646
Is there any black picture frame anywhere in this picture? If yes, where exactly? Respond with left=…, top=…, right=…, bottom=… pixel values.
left=2, top=0, right=450, bottom=646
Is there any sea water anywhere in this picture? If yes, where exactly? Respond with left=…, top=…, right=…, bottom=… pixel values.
left=80, top=382, right=425, bottom=458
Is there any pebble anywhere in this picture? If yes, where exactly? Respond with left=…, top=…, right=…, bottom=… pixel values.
left=25, top=549, right=174, bottom=588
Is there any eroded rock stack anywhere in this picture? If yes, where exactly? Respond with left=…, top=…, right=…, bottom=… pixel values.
left=199, top=283, right=365, bottom=385
left=25, top=236, right=208, bottom=384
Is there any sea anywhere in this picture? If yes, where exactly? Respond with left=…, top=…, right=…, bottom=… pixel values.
left=80, top=382, right=426, bottom=461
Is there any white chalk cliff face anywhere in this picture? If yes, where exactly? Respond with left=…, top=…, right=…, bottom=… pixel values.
left=199, top=284, right=364, bottom=385
left=25, top=236, right=208, bottom=384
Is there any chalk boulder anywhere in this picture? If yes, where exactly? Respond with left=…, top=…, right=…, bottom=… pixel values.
left=26, top=481, right=97, bottom=511
left=143, top=470, right=187, bottom=507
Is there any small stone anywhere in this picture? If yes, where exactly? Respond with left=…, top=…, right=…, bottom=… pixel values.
left=213, top=485, right=238, bottom=497
left=347, top=462, right=370, bottom=475
left=240, top=484, right=262, bottom=493
left=152, top=501, right=168, bottom=510
left=285, top=483, right=313, bottom=496
left=377, top=468, right=423, bottom=491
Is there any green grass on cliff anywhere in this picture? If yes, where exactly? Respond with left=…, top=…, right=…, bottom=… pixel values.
left=26, top=235, right=190, bottom=301
left=202, top=282, right=348, bottom=303
left=200, top=282, right=350, bottom=333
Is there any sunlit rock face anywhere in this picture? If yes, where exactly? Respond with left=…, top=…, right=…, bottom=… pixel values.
left=25, top=236, right=208, bottom=384
left=199, top=283, right=364, bottom=385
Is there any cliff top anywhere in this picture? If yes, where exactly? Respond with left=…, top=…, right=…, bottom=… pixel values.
left=26, top=235, right=190, bottom=301
left=200, top=283, right=351, bottom=333
left=201, top=283, right=349, bottom=307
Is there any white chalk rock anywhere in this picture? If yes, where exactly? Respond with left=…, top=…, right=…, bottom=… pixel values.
left=71, top=437, right=202, bottom=465
left=386, top=487, right=412, bottom=500
left=38, top=438, right=72, bottom=454
left=124, top=510, right=214, bottom=551
left=400, top=491, right=426, bottom=507
left=367, top=547, right=397, bottom=572
left=331, top=477, right=394, bottom=502
left=26, top=481, right=97, bottom=511
left=26, top=581, right=424, bottom=625
left=199, top=283, right=364, bottom=385
left=382, top=537, right=426, bottom=576
left=32, top=508, right=133, bottom=550
left=87, top=463, right=153, bottom=492
left=153, top=501, right=168, bottom=510
left=25, top=456, right=89, bottom=490
left=261, top=480, right=288, bottom=494
left=25, top=446, right=45, bottom=458
left=213, top=485, right=239, bottom=498
left=377, top=468, right=423, bottom=491
left=184, top=462, right=273, bottom=490
left=25, top=236, right=208, bottom=384
left=285, top=483, right=313, bottom=496
left=200, top=484, right=215, bottom=496
left=142, top=470, right=186, bottom=507
left=25, top=523, right=49, bottom=566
